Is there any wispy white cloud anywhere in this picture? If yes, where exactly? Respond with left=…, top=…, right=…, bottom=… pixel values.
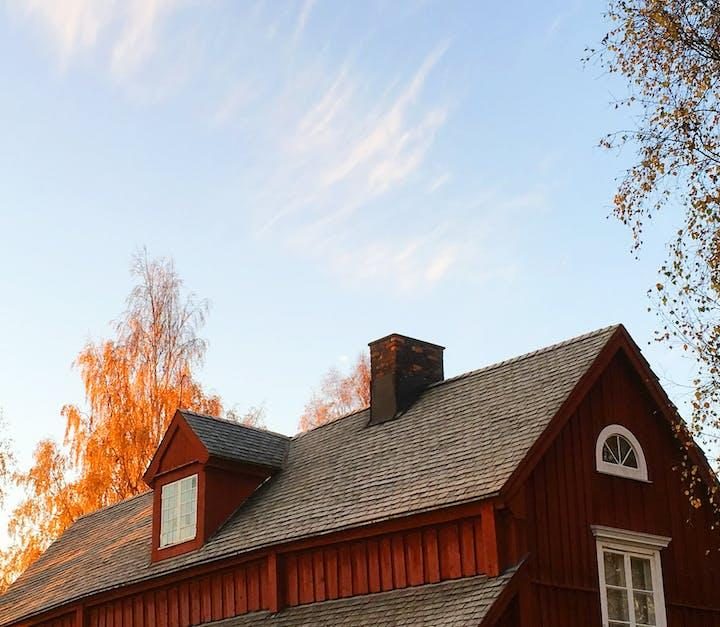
left=10, top=1, right=546, bottom=291
left=293, top=0, right=317, bottom=42
left=321, top=42, right=448, bottom=189
left=12, top=0, right=115, bottom=64
left=315, top=183, right=547, bottom=290
left=288, top=66, right=355, bottom=153
left=427, top=172, right=451, bottom=193
left=8, top=0, right=185, bottom=79
left=210, top=31, right=549, bottom=291
left=251, top=41, right=451, bottom=244
left=543, top=0, right=582, bottom=45
left=110, top=0, right=179, bottom=78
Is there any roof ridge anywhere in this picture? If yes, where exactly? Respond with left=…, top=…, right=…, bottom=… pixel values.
left=292, top=405, right=370, bottom=439
left=180, top=409, right=292, bottom=440
left=291, top=325, right=620, bottom=437
left=429, top=323, right=621, bottom=388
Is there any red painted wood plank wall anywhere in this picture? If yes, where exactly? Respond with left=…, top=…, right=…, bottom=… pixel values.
left=34, top=510, right=495, bottom=627
left=84, top=559, right=267, bottom=627
left=282, top=516, right=488, bottom=607
left=520, top=351, right=720, bottom=626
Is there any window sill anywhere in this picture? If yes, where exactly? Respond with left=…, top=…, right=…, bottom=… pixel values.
left=596, top=466, right=651, bottom=484
left=159, top=535, right=197, bottom=550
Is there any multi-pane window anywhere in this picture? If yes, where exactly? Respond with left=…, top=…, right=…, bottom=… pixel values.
left=596, top=425, right=648, bottom=481
left=160, top=475, right=197, bottom=548
left=602, top=435, right=638, bottom=469
left=602, top=550, right=657, bottom=626
left=593, top=526, right=669, bottom=627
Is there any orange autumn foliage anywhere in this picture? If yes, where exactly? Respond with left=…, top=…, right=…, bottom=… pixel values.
left=0, top=253, right=223, bottom=589
left=298, top=353, right=370, bottom=432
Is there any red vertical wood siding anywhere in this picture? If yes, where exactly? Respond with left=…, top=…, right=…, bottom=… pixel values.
left=35, top=614, right=75, bottom=627
left=85, top=559, right=266, bottom=627
left=281, top=516, right=489, bottom=607
left=521, top=351, right=720, bottom=626
left=494, top=597, right=520, bottom=627
left=67, top=507, right=494, bottom=626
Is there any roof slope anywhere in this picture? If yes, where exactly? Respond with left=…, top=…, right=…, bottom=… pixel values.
left=0, top=325, right=618, bottom=625
left=204, top=571, right=514, bottom=627
left=181, top=411, right=290, bottom=468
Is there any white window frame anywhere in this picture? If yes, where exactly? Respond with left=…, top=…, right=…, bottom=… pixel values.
left=592, top=525, right=670, bottom=627
left=596, top=424, right=649, bottom=482
left=159, top=474, right=198, bottom=548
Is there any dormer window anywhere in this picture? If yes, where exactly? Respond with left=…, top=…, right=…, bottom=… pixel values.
left=144, top=409, right=290, bottom=561
left=596, top=424, right=648, bottom=481
left=160, top=474, right=198, bottom=547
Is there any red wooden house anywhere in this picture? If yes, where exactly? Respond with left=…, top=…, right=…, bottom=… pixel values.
left=1, top=325, right=719, bottom=626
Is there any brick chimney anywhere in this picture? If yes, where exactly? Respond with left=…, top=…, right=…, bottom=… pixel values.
left=368, top=334, right=445, bottom=425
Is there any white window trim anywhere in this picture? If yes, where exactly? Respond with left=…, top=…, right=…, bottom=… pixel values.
left=596, top=424, right=649, bottom=482
left=159, top=474, right=198, bottom=548
left=592, top=525, right=671, bottom=627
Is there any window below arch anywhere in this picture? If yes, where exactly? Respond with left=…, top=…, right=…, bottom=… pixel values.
left=596, top=424, right=649, bottom=482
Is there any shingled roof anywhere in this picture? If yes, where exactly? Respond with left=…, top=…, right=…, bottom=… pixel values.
left=205, top=570, right=516, bottom=626
left=180, top=410, right=290, bottom=469
left=0, top=325, right=619, bottom=625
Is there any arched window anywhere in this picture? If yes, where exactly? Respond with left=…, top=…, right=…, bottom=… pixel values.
left=595, top=425, right=648, bottom=481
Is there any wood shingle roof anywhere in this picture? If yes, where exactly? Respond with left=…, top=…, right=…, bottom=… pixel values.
left=181, top=411, right=290, bottom=469
left=0, top=325, right=618, bottom=625
left=204, top=570, right=516, bottom=626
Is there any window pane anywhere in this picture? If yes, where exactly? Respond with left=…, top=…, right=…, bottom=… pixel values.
left=607, top=588, right=630, bottom=621
left=634, top=591, right=656, bottom=625
left=609, top=623, right=630, bottom=627
left=603, top=438, right=620, bottom=464
left=159, top=476, right=197, bottom=547
left=631, top=557, right=653, bottom=592
left=604, top=552, right=626, bottom=587
left=624, top=449, right=639, bottom=468
left=161, top=528, right=177, bottom=547
left=618, top=436, right=632, bottom=460
left=617, top=435, right=638, bottom=468
left=613, top=436, right=623, bottom=462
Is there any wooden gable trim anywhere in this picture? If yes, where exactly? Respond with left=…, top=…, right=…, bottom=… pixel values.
left=611, top=327, right=719, bottom=491
left=477, top=560, right=525, bottom=627
left=142, top=410, right=208, bottom=486
left=501, top=325, right=718, bottom=501
left=500, top=326, right=626, bottom=499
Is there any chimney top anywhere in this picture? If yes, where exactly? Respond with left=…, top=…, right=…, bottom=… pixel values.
left=368, top=333, right=445, bottom=351
left=368, top=333, right=445, bottom=426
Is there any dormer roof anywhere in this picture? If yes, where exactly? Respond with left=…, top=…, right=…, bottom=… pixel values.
left=142, top=410, right=290, bottom=486
left=180, top=411, right=289, bottom=469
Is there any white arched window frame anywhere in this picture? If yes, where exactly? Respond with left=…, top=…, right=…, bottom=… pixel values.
left=595, top=424, right=649, bottom=482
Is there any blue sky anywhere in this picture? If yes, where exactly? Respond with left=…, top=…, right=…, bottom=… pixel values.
left=0, top=0, right=694, bottom=482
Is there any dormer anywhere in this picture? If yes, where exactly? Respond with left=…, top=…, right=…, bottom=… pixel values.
left=143, top=409, right=290, bottom=561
